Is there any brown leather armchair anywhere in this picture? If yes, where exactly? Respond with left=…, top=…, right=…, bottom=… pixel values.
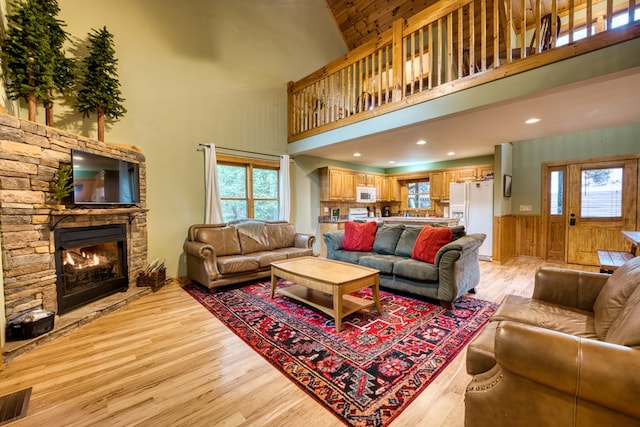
left=465, top=258, right=640, bottom=426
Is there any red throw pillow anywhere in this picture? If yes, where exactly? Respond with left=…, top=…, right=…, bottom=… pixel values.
left=343, top=221, right=377, bottom=251
left=411, top=226, right=453, bottom=264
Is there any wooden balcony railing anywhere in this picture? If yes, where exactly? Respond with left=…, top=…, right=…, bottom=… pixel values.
left=288, top=0, right=639, bottom=142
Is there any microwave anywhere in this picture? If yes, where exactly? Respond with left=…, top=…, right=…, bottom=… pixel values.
left=356, top=186, right=376, bottom=203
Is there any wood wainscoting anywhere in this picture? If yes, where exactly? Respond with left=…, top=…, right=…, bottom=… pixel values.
left=494, top=214, right=543, bottom=263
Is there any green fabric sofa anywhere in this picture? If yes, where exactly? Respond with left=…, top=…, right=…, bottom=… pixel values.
left=323, top=223, right=486, bottom=308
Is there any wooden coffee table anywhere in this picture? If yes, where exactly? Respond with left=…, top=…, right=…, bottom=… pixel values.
left=270, top=257, right=381, bottom=332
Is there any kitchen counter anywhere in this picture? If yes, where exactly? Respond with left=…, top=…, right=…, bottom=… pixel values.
left=382, top=217, right=460, bottom=226
left=318, top=216, right=459, bottom=226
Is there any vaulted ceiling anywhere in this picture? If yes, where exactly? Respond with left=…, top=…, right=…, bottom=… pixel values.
left=325, top=0, right=436, bottom=50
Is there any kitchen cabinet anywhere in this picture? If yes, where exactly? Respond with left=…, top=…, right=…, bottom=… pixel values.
left=477, top=165, right=494, bottom=179
left=388, top=176, right=399, bottom=201
left=442, top=170, right=456, bottom=200
left=375, top=175, right=390, bottom=201
left=455, top=167, right=477, bottom=181
left=356, top=172, right=375, bottom=187
left=429, top=172, right=444, bottom=200
left=320, top=167, right=356, bottom=201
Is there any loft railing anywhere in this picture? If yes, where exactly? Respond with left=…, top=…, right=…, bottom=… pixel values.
left=288, top=0, right=639, bottom=142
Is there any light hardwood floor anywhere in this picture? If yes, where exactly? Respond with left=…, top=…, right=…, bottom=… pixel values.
left=0, top=257, right=599, bottom=427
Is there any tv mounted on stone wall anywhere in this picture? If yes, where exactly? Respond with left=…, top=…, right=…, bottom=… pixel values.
left=71, top=149, right=140, bottom=206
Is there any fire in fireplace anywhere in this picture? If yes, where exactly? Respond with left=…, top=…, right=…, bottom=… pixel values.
left=54, top=224, right=129, bottom=314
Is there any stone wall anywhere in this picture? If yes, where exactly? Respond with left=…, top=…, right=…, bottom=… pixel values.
left=0, top=113, right=147, bottom=319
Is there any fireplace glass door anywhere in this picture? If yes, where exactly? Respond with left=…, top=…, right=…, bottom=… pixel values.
left=55, top=224, right=129, bottom=314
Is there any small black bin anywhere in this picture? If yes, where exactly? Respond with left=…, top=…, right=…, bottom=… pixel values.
left=8, top=309, right=55, bottom=340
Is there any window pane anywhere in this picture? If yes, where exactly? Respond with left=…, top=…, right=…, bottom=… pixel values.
left=253, top=168, right=278, bottom=199
left=254, top=200, right=279, bottom=221
left=218, top=165, right=246, bottom=198
left=407, top=180, right=431, bottom=209
left=550, top=170, right=563, bottom=215
left=221, top=200, right=247, bottom=222
left=580, top=167, right=622, bottom=218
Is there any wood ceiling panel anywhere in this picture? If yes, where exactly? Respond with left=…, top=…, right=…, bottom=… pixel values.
left=326, top=0, right=577, bottom=51
left=326, top=0, right=437, bottom=49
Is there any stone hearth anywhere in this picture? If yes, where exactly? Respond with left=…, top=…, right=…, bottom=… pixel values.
left=0, top=113, right=149, bottom=353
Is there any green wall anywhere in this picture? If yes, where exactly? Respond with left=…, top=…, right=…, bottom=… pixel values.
left=1, top=1, right=347, bottom=277
left=512, top=123, right=640, bottom=215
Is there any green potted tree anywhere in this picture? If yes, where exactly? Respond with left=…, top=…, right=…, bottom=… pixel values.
left=76, top=26, right=126, bottom=142
left=50, top=164, right=73, bottom=209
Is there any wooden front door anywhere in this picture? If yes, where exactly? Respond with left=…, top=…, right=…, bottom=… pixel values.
left=566, top=159, right=638, bottom=266
left=543, top=165, right=567, bottom=261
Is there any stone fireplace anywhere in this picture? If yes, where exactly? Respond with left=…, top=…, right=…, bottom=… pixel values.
left=0, top=113, right=148, bottom=322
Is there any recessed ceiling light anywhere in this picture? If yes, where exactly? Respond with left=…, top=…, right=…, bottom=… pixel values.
left=353, top=152, right=361, bottom=157
left=416, top=140, right=427, bottom=145
left=388, top=160, right=395, bottom=164
left=447, top=151, right=455, bottom=156
left=525, top=117, right=541, bottom=124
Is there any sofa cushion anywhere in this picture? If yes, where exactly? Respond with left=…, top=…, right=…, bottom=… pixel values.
left=251, top=251, right=288, bottom=268
left=492, top=294, right=598, bottom=339
left=394, top=226, right=423, bottom=257
left=216, top=254, right=259, bottom=275
left=236, top=222, right=270, bottom=254
left=195, top=226, right=241, bottom=256
left=272, top=247, right=314, bottom=259
left=411, top=226, right=453, bottom=264
left=605, top=284, right=640, bottom=347
left=266, top=222, right=296, bottom=249
left=373, top=224, right=404, bottom=254
left=359, top=254, right=404, bottom=274
left=448, top=225, right=466, bottom=241
left=343, top=221, right=378, bottom=251
left=393, top=258, right=439, bottom=282
left=330, top=249, right=374, bottom=265
left=593, top=256, right=640, bottom=339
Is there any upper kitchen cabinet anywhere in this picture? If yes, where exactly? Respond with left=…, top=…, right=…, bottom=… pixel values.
left=319, top=167, right=356, bottom=201
left=356, top=172, right=375, bottom=187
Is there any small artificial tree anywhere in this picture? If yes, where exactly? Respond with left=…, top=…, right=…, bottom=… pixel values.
left=76, top=26, right=126, bottom=142
left=0, top=0, right=75, bottom=125
left=39, top=0, right=76, bottom=126
left=50, top=164, right=73, bottom=206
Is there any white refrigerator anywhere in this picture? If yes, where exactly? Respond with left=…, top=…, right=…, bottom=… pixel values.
left=449, top=180, right=493, bottom=261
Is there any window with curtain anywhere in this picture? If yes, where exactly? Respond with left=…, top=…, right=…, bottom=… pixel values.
left=217, top=157, right=279, bottom=222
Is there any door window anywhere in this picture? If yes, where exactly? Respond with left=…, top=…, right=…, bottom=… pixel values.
left=550, top=170, right=563, bottom=215
left=580, top=167, right=622, bottom=218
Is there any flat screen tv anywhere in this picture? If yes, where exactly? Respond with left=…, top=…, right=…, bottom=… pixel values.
left=71, top=149, right=140, bottom=205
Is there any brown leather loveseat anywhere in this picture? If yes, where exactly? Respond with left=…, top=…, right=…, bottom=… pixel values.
left=184, top=220, right=316, bottom=289
left=465, top=257, right=640, bottom=426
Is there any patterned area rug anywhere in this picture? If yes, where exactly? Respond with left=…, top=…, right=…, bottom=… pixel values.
left=183, top=280, right=497, bottom=426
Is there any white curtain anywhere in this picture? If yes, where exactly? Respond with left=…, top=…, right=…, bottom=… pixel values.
left=279, top=155, right=291, bottom=222
left=204, top=144, right=224, bottom=224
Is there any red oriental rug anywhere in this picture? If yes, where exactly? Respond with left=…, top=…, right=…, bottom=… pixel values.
left=183, top=280, right=496, bottom=427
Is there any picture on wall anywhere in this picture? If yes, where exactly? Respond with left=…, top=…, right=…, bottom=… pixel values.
left=503, top=174, right=512, bottom=197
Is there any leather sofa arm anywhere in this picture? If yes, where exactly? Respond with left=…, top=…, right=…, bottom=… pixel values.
left=183, top=241, right=215, bottom=259
left=294, top=233, right=316, bottom=248
left=533, top=267, right=609, bottom=311
left=495, top=320, right=640, bottom=419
